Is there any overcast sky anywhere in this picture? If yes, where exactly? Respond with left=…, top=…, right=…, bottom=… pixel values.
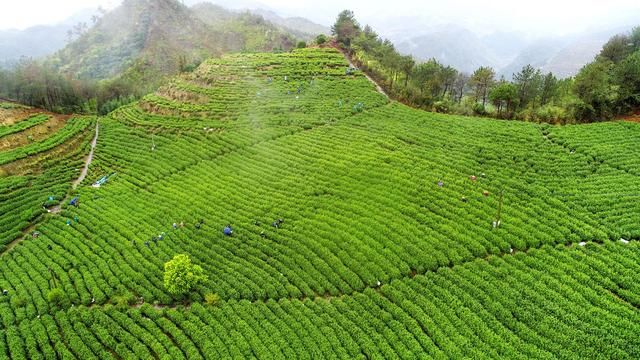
left=1, top=0, right=639, bottom=38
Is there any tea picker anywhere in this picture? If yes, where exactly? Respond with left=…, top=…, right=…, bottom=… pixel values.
left=492, top=191, right=504, bottom=229
left=223, top=225, right=233, bottom=236
left=272, top=218, right=284, bottom=228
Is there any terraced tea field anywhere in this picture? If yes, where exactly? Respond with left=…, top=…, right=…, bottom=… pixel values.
left=0, top=48, right=638, bottom=358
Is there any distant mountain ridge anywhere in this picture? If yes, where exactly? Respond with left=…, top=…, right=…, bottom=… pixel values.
left=396, top=25, right=507, bottom=74
left=0, top=8, right=95, bottom=69
left=48, top=0, right=300, bottom=81
left=0, top=0, right=328, bottom=72
left=249, top=9, right=330, bottom=40
left=396, top=24, right=630, bottom=78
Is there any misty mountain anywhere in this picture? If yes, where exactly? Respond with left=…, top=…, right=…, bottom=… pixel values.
left=49, top=0, right=298, bottom=81
left=191, top=3, right=329, bottom=41
left=397, top=24, right=628, bottom=78
left=0, top=9, right=94, bottom=68
left=186, top=0, right=331, bottom=40
left=499, top=27, right=631, bottom=79
left=250, top=9, right=330, bottom=39
left=497, top=39, right=567, bottom=79
left=396, top=26, right=502, bottom=74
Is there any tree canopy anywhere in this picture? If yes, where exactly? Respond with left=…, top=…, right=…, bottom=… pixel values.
left=164, top=254, right=208, bottom=297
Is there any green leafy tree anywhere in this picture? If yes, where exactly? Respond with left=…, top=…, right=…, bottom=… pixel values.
left=400, top=55, right=415, bottom=88
left=453, top=72, right=469, bottom=103
left=470, top=66, right=495, bottom=108
left=164, top=254, right=208, bottom=296
left=331, top=10, right=360, bottom=47
left=614, top=50, right=640, bottom=111
left=379, top=41, right=402, bottom=91
left=412, top=59, right=442, bottom=98
left=599, top=34, right=632, bottom=63
left=489, top=82, right=518, bottom=116
left=540, top=72, right=559, bottom=106
left=513, top=64, right=542, bottom=110
left=438, top=66, right=458, bottom=98
left=296, top=41, right=307, bottom=49
left=573, top=61, right=618, bottom=121
left=631, top=27, right=640, bottom=50
left=315, top=34, right=327, bottom=45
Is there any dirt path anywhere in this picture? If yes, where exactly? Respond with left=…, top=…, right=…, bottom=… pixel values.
left=339, top=49, right=389, bottom=99
left=3, top=120, right=100, bottom=254
left=73, top=121, right=99, bottom=189
left=49, top=121, right=99, bottom=214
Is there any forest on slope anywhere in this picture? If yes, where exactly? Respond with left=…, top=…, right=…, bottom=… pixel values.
left=333, top=10, right=640, bottom=123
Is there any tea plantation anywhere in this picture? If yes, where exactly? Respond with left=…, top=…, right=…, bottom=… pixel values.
left=0, top=48, right=638, bottom=359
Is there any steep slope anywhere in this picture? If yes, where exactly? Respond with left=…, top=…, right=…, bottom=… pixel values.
left=50, top=0, right=296, bottom=81
left=0, top=101, right=95, bottom=248
left=0, top=48, right=639, bottom=358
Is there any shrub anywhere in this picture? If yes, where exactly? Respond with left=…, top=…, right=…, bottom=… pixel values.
left=535, top=105, right=569, bottom=124
left=315, top=34, right=327, bottom=45
left=433, top=99, right=453, bottom=114
left=204, top=293, right=220, bottom=307
left=164, top=254, right=208, bottom=297
left=472, top=103, right=487, bottom=116
left=47, top=288, right=67, bottom=308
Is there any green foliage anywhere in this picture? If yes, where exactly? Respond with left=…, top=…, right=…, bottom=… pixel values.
left=164, top=254, right=208, bottom=297
left=470, top=66, right=495, bottom=108
left=315, top=34, right=327, bottom=45
left=599, top=34, right=633, bottom=63
left=513, top=64, right=543, bottom=110
left=0, top=46, right=639, bottom=358
left=0, top=117, right=94, bottom=165
left=340, top=11, right=639, bottom=123
left=296, top=41, right=307, bottom=49
left=433, top=99, right=453, bottom=113
left=47, top=288, right=67, bottom=308
left=472, top=102, right=487, bottom=115
left=534, top=104, right=568, bottom=123
left=204, top=293, right=220, bottom=306
left=0, top=59, right=94, bottom=114
left=489, top=82, right=518, bottom=116
left=0, top=114, right=49, bottom=139
left=573, top=61, right=618, bottom=121
left=614, top=50, right=640, bottom=110
left=332, top=10, right=360, bottom=47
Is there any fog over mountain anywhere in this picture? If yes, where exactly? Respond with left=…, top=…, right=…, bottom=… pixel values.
left=1, top=0, right=638, bottom=77
left=0, top=8, right=95, bottom=68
